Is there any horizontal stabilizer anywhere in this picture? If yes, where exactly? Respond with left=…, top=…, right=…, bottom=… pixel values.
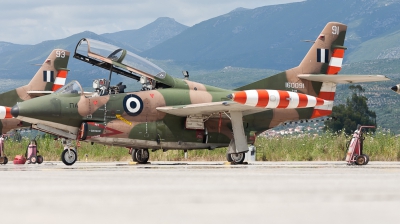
left=298, top=74, right=389, bottom=83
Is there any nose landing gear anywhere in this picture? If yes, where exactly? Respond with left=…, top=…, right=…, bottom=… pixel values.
left=61, top=139, right=77, bottom=166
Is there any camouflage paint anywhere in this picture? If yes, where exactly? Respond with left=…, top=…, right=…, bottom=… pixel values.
left=13, top=23, right=353, bottom=150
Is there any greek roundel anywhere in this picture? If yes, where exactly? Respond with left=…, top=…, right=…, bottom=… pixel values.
left=123, top=94, right=143, bottom=116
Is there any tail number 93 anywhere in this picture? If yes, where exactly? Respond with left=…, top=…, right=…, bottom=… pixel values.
left=56, top=51, right=66, bottom=58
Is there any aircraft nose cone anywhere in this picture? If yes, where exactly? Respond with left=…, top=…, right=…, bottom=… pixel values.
left=11, top=105, right=19, bottom=118
left=391, top=86, right=398, bottom=92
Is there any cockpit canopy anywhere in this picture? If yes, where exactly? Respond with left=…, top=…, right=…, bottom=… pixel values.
left=74, top=38, right=166, bottom=81
left=54, top=80, right=83, bottom=95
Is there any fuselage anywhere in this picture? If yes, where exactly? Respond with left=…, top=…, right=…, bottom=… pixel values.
left=12, top=79, right=314, bottom=150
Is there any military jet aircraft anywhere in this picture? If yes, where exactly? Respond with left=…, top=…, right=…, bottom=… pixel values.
left=0, top=49, right=70, bottom=134
left=10, top=22, right=389, bottom=165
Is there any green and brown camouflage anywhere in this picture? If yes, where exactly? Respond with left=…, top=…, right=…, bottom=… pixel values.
left=11, top=22, right=389, bottom=164
left=0, top=49, right=70, bottom=134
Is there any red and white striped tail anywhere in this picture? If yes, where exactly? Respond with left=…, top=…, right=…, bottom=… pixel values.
left=0, top=106, right=12, bottom=119
left=326, top=49, right=345, bottom=75
left=51, top=70, right=68, bottom=91
left=311, top=48, right=345, bottom=118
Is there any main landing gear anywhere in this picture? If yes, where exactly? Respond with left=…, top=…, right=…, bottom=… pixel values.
left=129, top=148, right=150, bottom=164
left=61, top=139, right=77, bottom=166
left=225, top=111, right=248, bottom=164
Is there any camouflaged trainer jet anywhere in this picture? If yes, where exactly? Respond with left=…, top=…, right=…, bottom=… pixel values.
left=10, top=22, right=389, bottom=165
left=0, top=49, right=70, bottom=134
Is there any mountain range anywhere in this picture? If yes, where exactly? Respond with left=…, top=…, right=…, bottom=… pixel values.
left=102, top=17, right=188, bottom=52
left=1, top=0, right=400, bottom=131
left=1, top=0, right=400, bottom=77
left=143, top=0, right=400, bottom=70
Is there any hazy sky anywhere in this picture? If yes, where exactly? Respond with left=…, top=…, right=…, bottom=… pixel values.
left=0, top=0, right=302, bottom=45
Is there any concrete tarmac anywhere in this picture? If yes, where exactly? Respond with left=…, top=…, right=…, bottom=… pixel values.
left=1, top=161, right=400, bottom=224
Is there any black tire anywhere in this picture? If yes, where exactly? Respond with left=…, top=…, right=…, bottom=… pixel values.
left=2, top=157, right=8, bottom=165
left=131, top=149, right=138, bottom=162
left=361, top=154, right=369, bottom=165
left=61, top=149, right=77, bottom=166
left=37, top=155, right=43, bottom=164
left=355, top=155, right=366, bottom=165
left=135, top=149, right=149, bottom=164
left=227, top=153, right=245, bottom=164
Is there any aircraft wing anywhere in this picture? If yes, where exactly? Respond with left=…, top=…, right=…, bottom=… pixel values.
left=156, top=101, right=267, bottom=117
left=298, top=74, right=389, bottom=83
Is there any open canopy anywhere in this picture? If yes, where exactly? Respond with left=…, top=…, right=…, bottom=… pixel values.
left=74, top=38, right=167, bottom=82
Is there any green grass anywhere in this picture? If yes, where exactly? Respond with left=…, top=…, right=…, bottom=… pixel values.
left=257, top=129, right=400, bottom=161
left=3, top=129, right=400, bottom=162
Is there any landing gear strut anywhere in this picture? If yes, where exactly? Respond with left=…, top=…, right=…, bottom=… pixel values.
left=131, top=148, right=149, bottom=164
left=225, top=111, right=249, bottom=164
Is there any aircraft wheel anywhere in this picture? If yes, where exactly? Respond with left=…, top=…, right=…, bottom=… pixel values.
left=227, top=153, right=245, bottom=164
left=361, top=154, right=369, bottom=165
left=37, top=155, right=43, bottom=164
left=135, top=149, right=149, bottom=164
left=355, top=155, right=366, bottom=165
left=131, top=149, right=138, bottom=162
left=61, top=149, right=77, bottom=166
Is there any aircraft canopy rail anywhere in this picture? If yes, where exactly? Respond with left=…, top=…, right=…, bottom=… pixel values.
left=74, top=38, right=167, bottom=82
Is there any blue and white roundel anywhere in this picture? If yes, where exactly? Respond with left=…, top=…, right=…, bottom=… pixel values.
left=123, top=94, right=143, bottom=116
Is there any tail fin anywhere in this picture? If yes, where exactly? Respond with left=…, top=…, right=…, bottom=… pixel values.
left=17, top=49, right=70, bottom=100
left=236, top=22, right=347, bottom=118
left=298, top=22, right=346, bottom=75
left=301, top=23, right=346, bottom=118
